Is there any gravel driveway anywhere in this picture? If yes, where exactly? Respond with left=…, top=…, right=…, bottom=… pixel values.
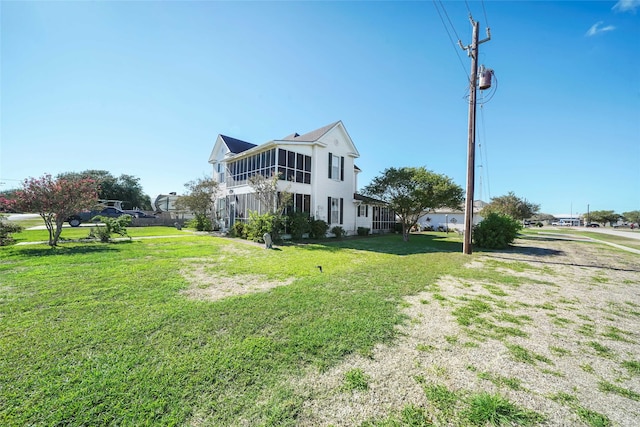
left=295, top=234, right=640, bottom=426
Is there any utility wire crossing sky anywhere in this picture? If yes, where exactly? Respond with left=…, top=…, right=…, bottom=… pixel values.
left=1, top=1, right=639, bottom=215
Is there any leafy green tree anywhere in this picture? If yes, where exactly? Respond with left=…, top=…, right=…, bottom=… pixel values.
left=57, top=170, right=152, bottom=209
left=480, top=192, right=540, bottom=221
left=473, top=212, right=522, bottom=249
left=246, top=173, right=292, bottom=241
left=175, top=177, right=219, bottom=231
left=13, top=174, right=99, bottom=246
left=531, top=213, right=555, bottom=222
left=361, top=166, right=463, bottom=241
left=588, top=210, right=620, bottom=227
left=622, top=210, right=640, bottom=224
left=248, top=172, right=292, bottom=215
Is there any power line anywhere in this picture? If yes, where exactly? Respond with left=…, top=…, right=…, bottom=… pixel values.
left=481, top=0, right=490, bottom=29
left=432, top=0, right=469, bottom=80
left=438, top=0, right=462, bottom=44
left=464, top=0, right=472, bottom=17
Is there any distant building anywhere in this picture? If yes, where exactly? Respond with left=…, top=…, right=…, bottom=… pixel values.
left=417, top=200, right=486, bottom=231
left=551, top=214, right=582, bottom=226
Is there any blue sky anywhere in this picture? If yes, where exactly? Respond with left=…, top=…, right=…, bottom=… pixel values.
left=2, top=0, right=639, bottom=216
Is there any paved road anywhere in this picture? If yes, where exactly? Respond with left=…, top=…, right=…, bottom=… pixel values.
left=564, top=226, right=640, bottom=241
left=26, top=224, right=94, bottom=230
left=6, top=213, right=98, bottom=229
left=6, top=213, right=40, bottom=221
left=541, top=226, right=640, bottom=255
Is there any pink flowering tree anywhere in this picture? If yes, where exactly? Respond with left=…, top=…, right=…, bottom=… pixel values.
left=0, top=196, right=15, bottom=212
left=14, top=174, right=99, bottom=246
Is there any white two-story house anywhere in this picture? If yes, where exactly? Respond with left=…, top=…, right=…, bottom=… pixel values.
left=208, top=121, right=395, bottom=236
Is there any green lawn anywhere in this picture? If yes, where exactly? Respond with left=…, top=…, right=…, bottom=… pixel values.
left=9, top=224, right=189, bottom=243
left=1, top=232, right=467, bottom=426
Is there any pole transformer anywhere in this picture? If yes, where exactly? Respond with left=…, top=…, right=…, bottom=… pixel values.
left=460, top=16, right=490, bottom=255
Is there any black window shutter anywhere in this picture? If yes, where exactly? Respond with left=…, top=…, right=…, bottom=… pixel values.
left=328, top=153, right=332, bottom=178
left=339, top=198, right=344, bottom=224
left=328, top=196, right=331, bottom=223
left=340, top=156, right=345, bottom=181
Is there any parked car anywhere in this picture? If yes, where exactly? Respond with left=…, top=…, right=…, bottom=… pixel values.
left=125, top=209, right=157, bottom=219
left=524, top=221, right=543, bottom=227
left=67, top=207, right=130, bottom=227
left=587, top=223, right=600, bottom=228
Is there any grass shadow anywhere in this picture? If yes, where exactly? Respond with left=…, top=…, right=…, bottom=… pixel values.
left=6, top=244, right=120, bottom=257
left=482, top=237, right=640, bottom=273
left=483, top=245, right=565, bottom=257
left=297, top=233, right=462, bottom=256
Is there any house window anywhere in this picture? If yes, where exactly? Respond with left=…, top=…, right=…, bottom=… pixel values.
left=328, top=153, right=344, bottom=181
left=357, top=205, right=369, bottom=217
left=293, top=193, right=311, bottom=214
left=276, top=148, right=311, bottom=184
left=372, top=206, right=395, bottom=230
left=227, top=148, right=277, bottom=186
left=217, top=163, right=225, bottom=184
left=328, top=197, right=343, bottom=224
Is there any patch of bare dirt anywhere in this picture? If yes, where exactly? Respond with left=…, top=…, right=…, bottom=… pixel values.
left=293, top=237, right=640, bottom=426
left=180, top=262, right=294, bottom=302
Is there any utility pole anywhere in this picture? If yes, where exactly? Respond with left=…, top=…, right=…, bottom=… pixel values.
left=460, top=16, right=490, bottom=255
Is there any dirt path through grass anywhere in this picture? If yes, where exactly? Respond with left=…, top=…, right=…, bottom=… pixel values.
left=294, top=235, right=640, bottom=426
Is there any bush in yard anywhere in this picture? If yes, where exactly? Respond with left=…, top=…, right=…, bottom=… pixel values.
left=286, top=211, right=311, bottom=240
left=231, top=221, right=247, bottom=239
left=473, top=212, right=522, bottom=249
left=0, top=218, right=23, bottom=246
left=245, top=211, right=283, bottom=243
left=330, top=225, right=346, bottom=238
left=186, top=214, right=213, bottom=232
left=357, top=227, right=370, bottom=236
left=309, top=218, right=328, bottom=239
left=89, top=215, right=132, bottom=242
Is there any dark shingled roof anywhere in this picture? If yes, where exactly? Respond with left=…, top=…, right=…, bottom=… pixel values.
left=354, top=193, right=387, bottom=205
left=220, top=135, right=257, bottom=154
left=282, top=121, right=340, bottom=142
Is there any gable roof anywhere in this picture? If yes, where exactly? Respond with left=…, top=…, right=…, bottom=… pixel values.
left=282, top=121, right=341, bottom=142
left=212, top=121, right=358, bottom=164
left=282, top=133, right=299, bottom=140
left=219, top=135, right=257, bottom=154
